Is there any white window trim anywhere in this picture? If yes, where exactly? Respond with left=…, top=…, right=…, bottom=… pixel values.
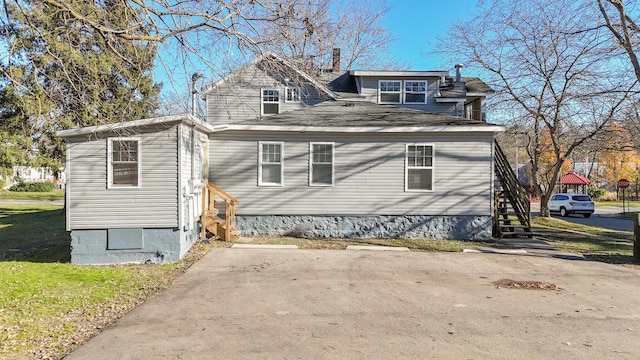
left=284, top=86, right=301, bottom=103
left=378, top=80, right=429, bottom=104
left=404, top=143, right=435, bottom=192
left=403, top=80, right=428, bottom=104
left=107, top=137, right=141, bottom=189
left=261, top=88, right=280, bottom=116
left=309, top=142, right=335, bottom=187
left=378, top=80, right=402, bottom=104
left=258, top=141, right=284, bottom=187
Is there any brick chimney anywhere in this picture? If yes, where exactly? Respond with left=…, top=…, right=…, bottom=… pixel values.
left=332, top=48, right=340, bottom=73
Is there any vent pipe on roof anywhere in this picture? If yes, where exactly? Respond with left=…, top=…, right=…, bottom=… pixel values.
left=454, top=64, right=464, bottom=86
left=332, top=48, right=340, bottom=73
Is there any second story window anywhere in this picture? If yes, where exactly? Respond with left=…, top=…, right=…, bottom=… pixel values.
left=262, top=89, right=280, bottom=115
left=404, top=81, right=427, bottom=103
left=378, top=81, right=402, bottom=104
left=285, top=87, right=300, bottom=102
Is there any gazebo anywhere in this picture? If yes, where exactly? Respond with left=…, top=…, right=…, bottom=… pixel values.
left=561, top=170, right=590, bottom=194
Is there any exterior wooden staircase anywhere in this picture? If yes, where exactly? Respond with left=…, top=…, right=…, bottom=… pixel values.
left=493, top=141, right=533, bottom=238
left=201, top=182, right=241, bottom=241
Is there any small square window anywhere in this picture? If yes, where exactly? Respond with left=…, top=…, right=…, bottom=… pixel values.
left=285, top=87, right=300, bottom=102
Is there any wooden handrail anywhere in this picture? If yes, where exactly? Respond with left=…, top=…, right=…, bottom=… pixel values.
left=205, top=181, right=240, bottom=205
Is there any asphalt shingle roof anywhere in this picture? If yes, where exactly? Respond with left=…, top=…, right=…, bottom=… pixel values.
left=236, top=100, right=498, bottom=128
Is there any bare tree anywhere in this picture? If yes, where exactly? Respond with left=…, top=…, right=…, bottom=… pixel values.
left=438, top=0, right=639, bottom=216
left=597, top=0, right=640, bottom=83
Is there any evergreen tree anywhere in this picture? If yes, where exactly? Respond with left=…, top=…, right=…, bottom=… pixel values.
left=0, top=0, right=161, bottom=174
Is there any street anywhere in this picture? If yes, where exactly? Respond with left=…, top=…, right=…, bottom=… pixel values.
left=531, top=202, right=634, bottom=232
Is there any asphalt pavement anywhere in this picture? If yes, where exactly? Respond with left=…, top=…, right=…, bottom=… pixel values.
left=64, top=247, right=640, bottom=360
left=531, top=202, right=635, bottom=232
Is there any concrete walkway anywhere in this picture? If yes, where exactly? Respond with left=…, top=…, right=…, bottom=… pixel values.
left=65, top=246, right=640, bottom=360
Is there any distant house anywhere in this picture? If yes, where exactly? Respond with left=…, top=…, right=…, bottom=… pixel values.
left=59, top=50, right=505, bottom=264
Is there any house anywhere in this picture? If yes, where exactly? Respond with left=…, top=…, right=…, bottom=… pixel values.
left=59, top=50, right=506, bottom=265
left=57, top=115, right=211, bottom=264
left=204, top=50, right=502, bottom=240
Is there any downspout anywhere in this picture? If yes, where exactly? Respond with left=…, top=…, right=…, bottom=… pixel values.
left=191, top=72, right=203, bottom=185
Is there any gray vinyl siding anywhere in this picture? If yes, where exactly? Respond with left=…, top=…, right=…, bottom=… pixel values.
left=66, top=126, right=179, bottom=230
left=206, top=64, right=326, bottom=126
left=209, top=131, right=494, bottom=216
left=359, top=77, right=459, bottom=115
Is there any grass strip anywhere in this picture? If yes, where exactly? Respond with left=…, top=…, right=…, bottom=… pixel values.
left=0, top=190, right=65, bottom=201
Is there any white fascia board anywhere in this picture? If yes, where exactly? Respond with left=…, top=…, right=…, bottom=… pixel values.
left=223, top=124, right=505, bottom=133
left=57, top=114, right=215, bottom=137
left=349, top=70, right=449, bottom=77
left=434, top=97, right=466, bottom=103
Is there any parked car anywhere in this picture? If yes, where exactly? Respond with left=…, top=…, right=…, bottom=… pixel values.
left=549, top=193, right=595, bottom=218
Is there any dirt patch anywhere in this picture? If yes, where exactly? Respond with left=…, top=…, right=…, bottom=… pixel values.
left=492, top=278, right=561, bottom=290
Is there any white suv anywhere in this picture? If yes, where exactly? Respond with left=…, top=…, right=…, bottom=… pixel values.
left=549, top=193, right=595, bottom=218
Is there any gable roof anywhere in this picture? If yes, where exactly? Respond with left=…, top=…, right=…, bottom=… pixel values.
left=201, top=52, right=338, bottom=100
left=219, top=101, right=504, bottom=133
left=57, top=114, right=213, bottom=138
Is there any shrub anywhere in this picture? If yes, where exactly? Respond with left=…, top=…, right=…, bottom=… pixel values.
left=587, top=186, right=607, bottom=200
left=9, top=181, right=55, bottom=192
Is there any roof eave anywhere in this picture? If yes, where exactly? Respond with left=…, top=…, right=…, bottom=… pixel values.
left=56, top=114, right=214, bottom=138
left=221, top=124, right=505, bottom=133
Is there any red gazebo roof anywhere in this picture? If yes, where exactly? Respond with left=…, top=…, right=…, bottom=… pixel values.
left=561, top=171, right=590, bottom=185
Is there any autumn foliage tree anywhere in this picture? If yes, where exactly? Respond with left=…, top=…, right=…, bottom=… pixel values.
left=596, top=123, right=640, bottom=189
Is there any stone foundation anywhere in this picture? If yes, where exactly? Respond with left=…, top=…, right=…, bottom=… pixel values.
left=236, top=215, right=492, bottom=240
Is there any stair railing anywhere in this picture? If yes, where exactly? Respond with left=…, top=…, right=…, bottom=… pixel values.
left=494, top=141, right=530, bottom=229
left=201, top=181, right=240, bottom=241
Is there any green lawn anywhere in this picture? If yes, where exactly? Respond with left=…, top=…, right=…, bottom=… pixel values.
left=0, top=203, right=228, bottom=359
left=0, top=189, right=65, bottom=201
left=0, top=204, right=69, bottom=262
left=595, top=200, right=640, bottom=208
left=531, top=216, right=636, bottom=264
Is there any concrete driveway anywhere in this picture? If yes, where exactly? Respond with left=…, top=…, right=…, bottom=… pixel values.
left=65, top=247, right=640, bottom=360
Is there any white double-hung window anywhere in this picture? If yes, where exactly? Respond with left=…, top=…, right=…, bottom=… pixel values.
left=404, top=81, right=427, bottom=103
left=405, top=144, right=434, bottom=191
left=259, top=142, right=283, bottom=186
left=261, top=89, right=280, bottom=115
left=108, top=138, right=140, bottom=188
left=379, top=80, right=428, bottom=104
left=378, top=80, right=402, bottom=104
left=310, top=143, right=334, bottom=186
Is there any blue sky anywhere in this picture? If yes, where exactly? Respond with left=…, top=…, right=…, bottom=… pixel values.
left=381, top=0, right=477, bottom=71
left=156, top=0, right=480, bottom=100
